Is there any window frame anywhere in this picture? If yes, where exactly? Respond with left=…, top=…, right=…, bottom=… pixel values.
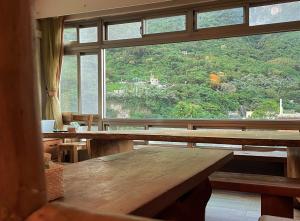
left=248, top=0, right=300, bottom=26
left=63, top=25, right=78, bottom=46
left=79, top=53, right=100, bottom=114
left=104, top=19, right=143, bottom=41
left=60, top=0, right=300, bottom=125
left=142, top=12, right=188, bottom=37
left=64, top=20, right=100, bottom=48
left=78, top=25, right=99, bottom=44
left=59, top=53, right=80, bottom=113
left=60, top=52, right=100, bottom=114
left=194, top=5, right=247, bottom=31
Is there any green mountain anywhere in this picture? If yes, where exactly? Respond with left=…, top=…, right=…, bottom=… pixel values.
left=106, top=31, right=300, bottom=119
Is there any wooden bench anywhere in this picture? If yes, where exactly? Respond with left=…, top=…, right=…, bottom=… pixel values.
left=209, top=172, right=300, bottom=218
left=259, top=215, right=296, bottom=221
left=221, top=151, right=288, bottom=176
left=234, top=151, right=287, bottom=163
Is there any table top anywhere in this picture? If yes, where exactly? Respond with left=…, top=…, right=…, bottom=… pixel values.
left=55, top=147, right=233, bottom=217
left=42, top=138, right=62, bottom=142
left=44, top=129, right=300, bottom=147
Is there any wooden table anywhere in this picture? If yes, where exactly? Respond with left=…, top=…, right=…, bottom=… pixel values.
left=55, top=147, right=233, bottom=221
left=44, top=130, right=300, bottom=202
left=43, top=130, right=300, bottom=147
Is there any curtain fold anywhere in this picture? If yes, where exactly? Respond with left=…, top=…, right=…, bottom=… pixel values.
left=40, top=17, right=64, bottom=129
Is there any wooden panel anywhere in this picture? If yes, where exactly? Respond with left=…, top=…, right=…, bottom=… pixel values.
left=66, top=114, right=300, bottom=131
left=260, top=215, right=295, bottom=221
left=90, top=140, right=133, bottom=157
left=234, top=151, right=287, bottom=163
left=27, top=203, right=161, bottom=221
left=55, top=148, right=232, bottom=217
left=261, top=194, right=294, bottom=218
left=44, top=130, right=300, bottom=147
left=287, top=146, right=300, bottom=206
left=156, top=178, right=212, bottom=221
left=210, top=172, right=300, bottom=197
left=102, top=118, right=300, bottom=130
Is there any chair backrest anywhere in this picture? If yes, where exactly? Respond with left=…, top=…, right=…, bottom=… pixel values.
left=72, top=115, right=94, bottom=131
left=62, top=113, right=94, bottom=131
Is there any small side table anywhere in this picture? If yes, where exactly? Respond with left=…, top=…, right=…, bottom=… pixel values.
left=42, top=138, right=62, bottom=161
left=57, top=142, right=90, bottom=163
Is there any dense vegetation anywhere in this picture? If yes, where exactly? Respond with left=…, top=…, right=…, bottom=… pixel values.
left=106, top=31, right=300, bottom=119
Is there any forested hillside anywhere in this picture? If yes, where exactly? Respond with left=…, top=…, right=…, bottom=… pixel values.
left=106, top=31, right=300, bottom=119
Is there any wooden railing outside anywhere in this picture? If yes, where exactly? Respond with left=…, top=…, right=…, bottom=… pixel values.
left=63, top=113, right=300, bottom=149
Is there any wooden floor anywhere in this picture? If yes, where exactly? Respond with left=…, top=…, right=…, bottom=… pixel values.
left=206, top=190, right=300, bottom=221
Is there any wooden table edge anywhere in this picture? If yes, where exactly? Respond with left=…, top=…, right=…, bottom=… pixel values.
left=130, top=151, right=233, bottom=217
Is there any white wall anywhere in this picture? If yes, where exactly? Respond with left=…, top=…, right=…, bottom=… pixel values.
left=33, top=0, right=172, bottom=19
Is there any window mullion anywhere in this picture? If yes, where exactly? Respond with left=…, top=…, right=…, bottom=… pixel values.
left=187, top=10, right=194, bottom=33
left=77, top=53, right=82, bottom=114
left=98, top=49, right=105, bottom=130
left=76, top=25, right=80, bottom=44
left=244, top=3, right=250, bottom=26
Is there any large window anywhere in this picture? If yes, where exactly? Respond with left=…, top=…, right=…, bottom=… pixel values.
left=61, top=55, right=78, bottom=112
left=106, top=31, right=300, bottom=119
left=60, top=0, right=300, bottom=120
left=80, top=54, right=99, bottom=114
left=60, top=54, right=99, bottom=114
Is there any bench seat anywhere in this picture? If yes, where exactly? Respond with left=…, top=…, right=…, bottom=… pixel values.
left=259, top=215, right=296, bottom=221
left=234, top=151, right=287, bottom=163
left=210, top=172, right=300, bottom=218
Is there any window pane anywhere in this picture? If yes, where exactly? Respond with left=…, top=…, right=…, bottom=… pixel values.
left=61, top=55, right=78, bottom=112
left=250, top=1, right=300, bottom=26
left=64, top=28, right=77, bottom=44
left=79, top=27, right=98, bottom=43
left=197, top=8, right=244, bottom=29
left=81, top=54, right=98, bottom=114
left=144, top=15, right=186, bottom=34
left=107, top=22, right=142, bottom=40
left=106, top=31, right=300, bottom=120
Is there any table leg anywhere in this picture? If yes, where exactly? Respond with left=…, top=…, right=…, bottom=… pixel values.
left=156, top=178, right=212, bottom=221
left=90, top=140, right=134, bottom=158
left=57, top=147, right=63, bottom=163
left=71, top=146, right=78, bottom=163
left=261, top=194, right=293, bottom=218
left=287, top=146, right=300, bottom=208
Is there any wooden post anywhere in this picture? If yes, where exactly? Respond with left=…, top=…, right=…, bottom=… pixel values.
left=261, top=194, right=293, bottom=218
left=187, top=124, right=195, bottom=148
left=287, top=146, right=300, bottom=208
left=0, top=0, right=47, bottom=220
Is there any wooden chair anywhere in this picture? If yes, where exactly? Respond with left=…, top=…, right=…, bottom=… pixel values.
left=58, top=114, right=94, bottom=163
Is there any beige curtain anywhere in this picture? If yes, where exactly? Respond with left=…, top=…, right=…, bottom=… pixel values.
left=40, top=17, right=64, bottom=129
